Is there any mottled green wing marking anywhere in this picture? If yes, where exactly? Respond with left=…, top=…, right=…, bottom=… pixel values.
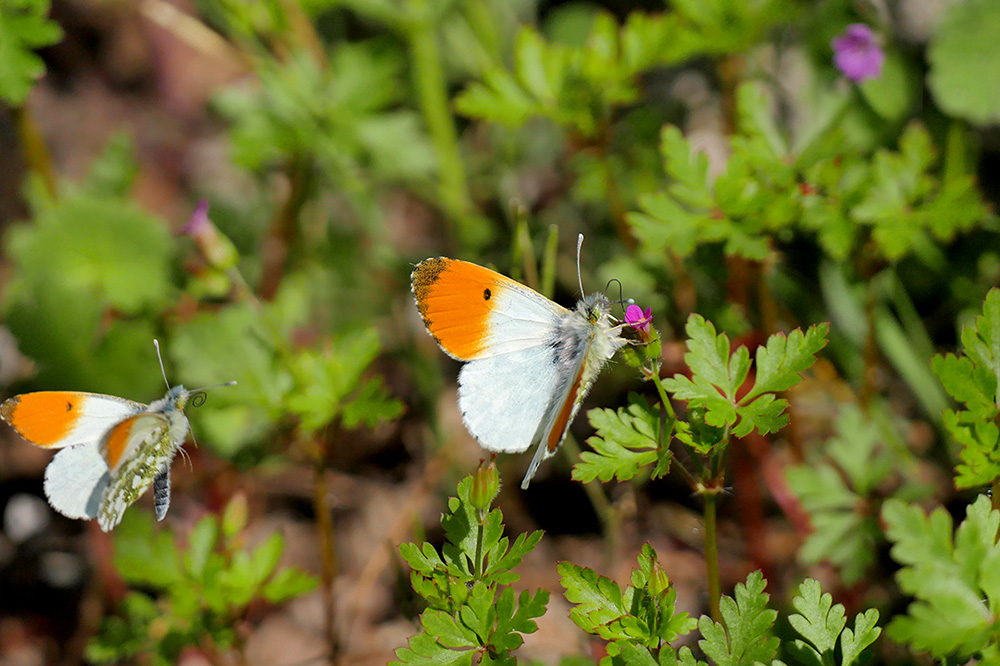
left=97, top=413, right=176, bottom=531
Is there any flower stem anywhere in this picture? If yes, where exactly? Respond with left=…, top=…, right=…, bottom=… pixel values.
left=703, top=491, right=721, bottom=622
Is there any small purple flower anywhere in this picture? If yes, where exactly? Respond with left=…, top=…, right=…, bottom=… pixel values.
left=181, top=199, right=211, bottom=236
left=832, top=23, right=885, bottom=82
left=626, top=304, right=652, bottom=335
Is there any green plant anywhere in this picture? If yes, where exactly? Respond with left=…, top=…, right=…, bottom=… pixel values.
left=87, top=496, right=317, bottom=665
left=392, top=463, right=549, bottom=665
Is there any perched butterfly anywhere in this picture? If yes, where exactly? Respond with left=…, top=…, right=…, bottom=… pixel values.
left=0, top=341, right=234, bottom=531
left=412, top=235, right=626, bottom=488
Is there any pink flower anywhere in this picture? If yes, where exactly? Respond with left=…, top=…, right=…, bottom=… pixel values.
left=181, top=199, right=211, bottom=236
left=832, top=24, right=885, bottom=82
left=626, top=304, right=652, bottom=335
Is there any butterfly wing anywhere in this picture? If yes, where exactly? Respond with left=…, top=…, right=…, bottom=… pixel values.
left=44, top=443, right=112, bottom=520
left=97, top=412, right=188, bottom=531
left=412, top=258, right=568, bottom=361
left=1, top=392, right=145, bottom=449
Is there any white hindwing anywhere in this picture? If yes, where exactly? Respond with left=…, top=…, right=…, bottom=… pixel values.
left=44, top=443, right=112, bottom=519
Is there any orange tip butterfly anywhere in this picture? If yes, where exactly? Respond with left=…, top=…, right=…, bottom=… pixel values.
left=0, top=341, right=235, bottom=531
left=412, top=234, right=626, bottom=489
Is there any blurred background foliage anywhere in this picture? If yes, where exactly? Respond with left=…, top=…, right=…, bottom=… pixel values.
left=1, top=0, right=999, bottom=664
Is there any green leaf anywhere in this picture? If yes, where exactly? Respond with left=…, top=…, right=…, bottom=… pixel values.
left=698, top=571, right=778, bottom=666
left=0, top=0, right=63, bottom=105
left=883, top=495, right=1000, bottom=659
left=574, top=396, right=661, bottom=483
left=743, top=325, right=829, bottom=401
left=840, top=610, right=882, bottom=666
left=261, top=566, right=319, bottom=603
left=928, top=0, right=1000, bottom=124
left=788, top=579, right=846, bottom=655
left=111, top=511, right=182, bottom=589
left=932, top=288, right=1000, bottom=488
left=558, top=561, right=629, bottom=638
left=184, top=517, right=219, bottom=580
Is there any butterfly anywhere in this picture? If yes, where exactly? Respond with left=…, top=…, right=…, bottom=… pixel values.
left=0, top=341, right=234, bottom=531
left=411, top=235, right=626, bottom=489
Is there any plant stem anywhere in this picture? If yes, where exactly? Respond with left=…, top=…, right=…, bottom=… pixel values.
left=703, top=491, right=721, bottom=622
left=404, top=0, right=490, bottom=249
left=13, top=106, right=57, bottom=198
left=474, top=516, right=485, bottom=578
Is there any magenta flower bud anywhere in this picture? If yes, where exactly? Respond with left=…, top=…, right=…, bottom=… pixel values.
left=181, top=200, right=239, bottom=270
left=832, top=23, right=885, bottom=82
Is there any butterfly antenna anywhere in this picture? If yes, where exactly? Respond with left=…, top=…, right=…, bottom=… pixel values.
left=153, top=339, right=171, bottom=390
left=576, top=233, right=586, bottom=297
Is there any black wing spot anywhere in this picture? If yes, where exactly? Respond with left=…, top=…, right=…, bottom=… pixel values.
left=66, top=401, right=73, bottom=411
left=484, top=288, right=491, bottom=301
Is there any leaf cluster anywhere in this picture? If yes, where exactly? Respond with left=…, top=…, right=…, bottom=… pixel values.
left=629, top=83, right=990, bottom=263
left=561, top=567, right=880, bottom=666
left=3, top=136, right=171, bottom=398
left=456, top=0, right=790, bottom=139
left=393, top=474, right=547, bottom=665
left=662, top=315, right=828, bottom=441
left=0, top=0, right=62, bottom=105
left=574, top=394, right=669, bottom=483
left=559, top=543, right=697, bottom=664
left=215, top=42, right=437, bottom=189
left=932, top=287, right=1000, bottom=488
left=883, top=495, right=1000, bottom=662
left=86, top=497, right=317, bottom=665
left=786, top=404, right=925, bottom=583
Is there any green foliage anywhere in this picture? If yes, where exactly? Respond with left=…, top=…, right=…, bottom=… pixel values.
left=86, top=499, right=317, bottom=665
left=574, top=395, right=667, bottom=483
left=697, top=571, right=779, bottom=666
left=3, top=137, right=171, bottom=397
left=215, top=43, right=436, bottom=186
left=393, top=472, right=547, bottom=665
left=928, top=0, right=1000, bottom=125
left=559, top=543, right=697, bottom=660
left=932, top=288, right=1000, bottom=488
left=662, top=315, right=828, bottom=439
left=0, top=0, right=62, bottom=105
left=785, top=579, right=881, bottom=666
left=786, top=404, right=924, bottom=584
left=171, top=306, right=401, bottom=456
left=883, top=494, right=1000, bottom=662
left=456, top=13, right=697, bottom=138
left=629, top=84, right=990, bottom=263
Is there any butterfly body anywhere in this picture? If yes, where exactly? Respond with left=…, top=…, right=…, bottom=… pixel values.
left=412, top=257, right=625, bottom=488
left=2, top=384, right=192, bottom=531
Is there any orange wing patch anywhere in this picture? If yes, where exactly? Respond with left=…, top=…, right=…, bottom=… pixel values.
left=102, top=416, right=137, bottom=471
left=412, top=258, right=514, bottom=360
left=0, top=392, right=87, bottom=448
left=546, top=361, right=587, bottom=453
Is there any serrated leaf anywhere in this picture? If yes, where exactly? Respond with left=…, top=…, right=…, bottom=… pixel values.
left=743, top=325, right=829, bottom=401
left=840, top=609, right=881, bottom=666
left=698, top=571, right=778, bottom=666
left=788, top=579, right=846, bottom=655
left=0, top=0, right=63, bottom=105
left=574, top=398, right=660, bottom=483
left=558, top=561, right=628, bottom=636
